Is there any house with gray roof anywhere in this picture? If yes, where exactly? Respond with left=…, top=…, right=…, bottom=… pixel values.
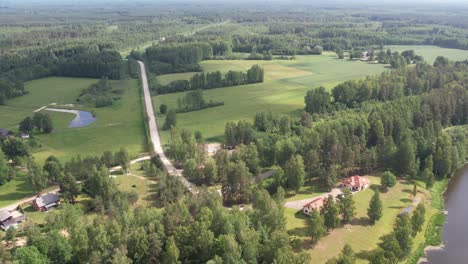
left=0, top=128, right=14, bottom=139
left=33, top=193, right=60, bottom=211
left=0, top=210, right=26, bottom=231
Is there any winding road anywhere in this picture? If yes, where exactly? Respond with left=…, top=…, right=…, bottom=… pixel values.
left=137, top=61, right=196, bottom=193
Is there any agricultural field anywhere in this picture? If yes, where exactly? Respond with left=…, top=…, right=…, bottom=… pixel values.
left=153, top=53, right=388, bottom=143
left=285, top=176, right=437, bottom=263
left=385, top=45, right=468, bottom=64
left=0, top=76, right=146, bottom=164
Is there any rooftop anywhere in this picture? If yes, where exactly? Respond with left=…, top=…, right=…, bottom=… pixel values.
left=35, top=193, right=59, bottom=208
left=0, top=128, right=13, bottom=138
left=341, top=175, right=369, bottom=187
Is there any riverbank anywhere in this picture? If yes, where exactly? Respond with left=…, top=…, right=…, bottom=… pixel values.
left=410, top=164, right=468, bottom=264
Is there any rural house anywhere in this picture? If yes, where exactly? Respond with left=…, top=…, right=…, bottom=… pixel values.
left=33, top=193, right=60, bottom=211
left=341, top=175, right=370, bottom=191
left=0, top=128, right=14, bottom=139
left=302, top=197, right=325, bottom=216
left=0, top=210, right=26, bottom=231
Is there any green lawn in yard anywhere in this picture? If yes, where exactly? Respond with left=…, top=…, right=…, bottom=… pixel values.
left=0, top=76, right=146, bottom=164
left=115, top=175, right=153, bottom=207
left=153, top=53, right=388, bottom=144
left=385, top=45, right=468, bottom=64
left=284, top=175, right=437, bottom=263
left=285, top=181, right=328, bottom=202
left=0, top=173, right=34, bottom=208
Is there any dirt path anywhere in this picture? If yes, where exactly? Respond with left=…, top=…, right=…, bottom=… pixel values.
left=137, top=61, right=196, bottom=193
left=109, top=156, right=151, bottom=172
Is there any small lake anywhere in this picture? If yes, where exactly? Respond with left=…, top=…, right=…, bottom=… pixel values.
left=423, top=164, right=468, bottom=263
left=45, top=108, right=96, bottom=128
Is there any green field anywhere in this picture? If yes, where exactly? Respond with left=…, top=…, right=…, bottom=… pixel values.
left=285, top=176, right=436, bottom=263
left=0, top=76, right=145, bottom=164
left=153, top=53, right=388, bottom=143
left=0, top=173, right=35, bottom=208
left=385, top=45, right=468, bottom=64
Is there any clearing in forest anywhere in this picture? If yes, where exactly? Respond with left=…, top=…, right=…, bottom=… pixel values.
left=153, top=53, right=387, bottom=143
left=0, top=77, right=145, bottom=164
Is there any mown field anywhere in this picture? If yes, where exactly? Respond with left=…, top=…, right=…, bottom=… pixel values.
left=0, top=76, right=146, bottom=164
left=385, top=45, right=468, bottom=64
left=285, top=176, right=437, bottom=264
left=153, top=53, right=388, bottom=144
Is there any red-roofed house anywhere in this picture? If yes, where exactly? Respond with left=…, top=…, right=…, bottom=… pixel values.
left=341, top=175, right=370, bottom=191
left=302, top=197, right=325, bottom=216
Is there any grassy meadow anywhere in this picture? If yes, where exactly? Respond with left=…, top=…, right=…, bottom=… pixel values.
left=385, top=45, right=468, bottom=64
left=0, top=77, right=146, bottom=165
left=153, top=53, right=388, bottom=144
left=285, top=176, right=437, bottom=264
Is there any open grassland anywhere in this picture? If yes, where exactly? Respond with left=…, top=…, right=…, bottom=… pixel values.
left=153, top=53, right=388, bottom=143
left=0, top=77, right=145, bottom=164
left=285, top=176, right=437, bottom=264
left=385, top=45, right=468, bottom=64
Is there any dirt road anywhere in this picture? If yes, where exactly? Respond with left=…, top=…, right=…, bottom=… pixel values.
left=137, top=61, right=196, bottom=193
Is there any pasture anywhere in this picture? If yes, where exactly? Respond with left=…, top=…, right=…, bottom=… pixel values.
left=285, top=176, right=436, bottom=263
left=0, top=77, right=145, bottom=164
left=385, top=45, right=468, bottom=64
left=153, top=53, right=388, bottom=143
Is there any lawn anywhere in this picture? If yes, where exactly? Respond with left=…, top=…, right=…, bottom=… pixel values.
left=114, top=163, right=157, bottom=207
left=285, top=181, right=329, bottom=202
left=0, top=173, right=35, bottom=208
left=153, top=53, right=388, bottom=144
left=0, top=76, right=146, bottom=164
left=284, top=175, right=437, bottom=263
left=385, top=45, right=468, bottom=64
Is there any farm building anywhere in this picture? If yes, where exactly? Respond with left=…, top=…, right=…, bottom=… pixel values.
left=0, top=210, right=26, bottom=231
left=20, top=133, right=30, bottom=139
left=0, top=128, right=14, bottom=139
left=302, top=197, right=325, bottom=216
left=341, top=175, right=370, bottom=191
left=33, top=193, right=60, bottom=211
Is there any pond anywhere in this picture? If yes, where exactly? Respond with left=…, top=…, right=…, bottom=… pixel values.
left=423, top=164, right=468, bottom=263
left=45, top=108, right=96, bottom=128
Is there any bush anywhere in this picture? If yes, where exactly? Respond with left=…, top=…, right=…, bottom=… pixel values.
left=381, top=171, right=397, bottom=190
left=160, top=104, right=168, bottom=114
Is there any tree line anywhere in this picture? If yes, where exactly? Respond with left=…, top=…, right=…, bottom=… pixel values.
left=305, top=58, right=467, bottom=113
left=175, top=90, right=224, bottom=113
left=19, top=113, right=54, bottom=134
left=0, top=45, right=123, bottom=104
left=153, top=65, right=264, bottom=94
left=144, top=42, right=213, bottom=74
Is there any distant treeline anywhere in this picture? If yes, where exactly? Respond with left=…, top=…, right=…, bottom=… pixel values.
left=153, top=65, right=264, bottom=94
left=0, top=45, right=123, bottom=104
left=143, top=43, right=213, bottom=74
